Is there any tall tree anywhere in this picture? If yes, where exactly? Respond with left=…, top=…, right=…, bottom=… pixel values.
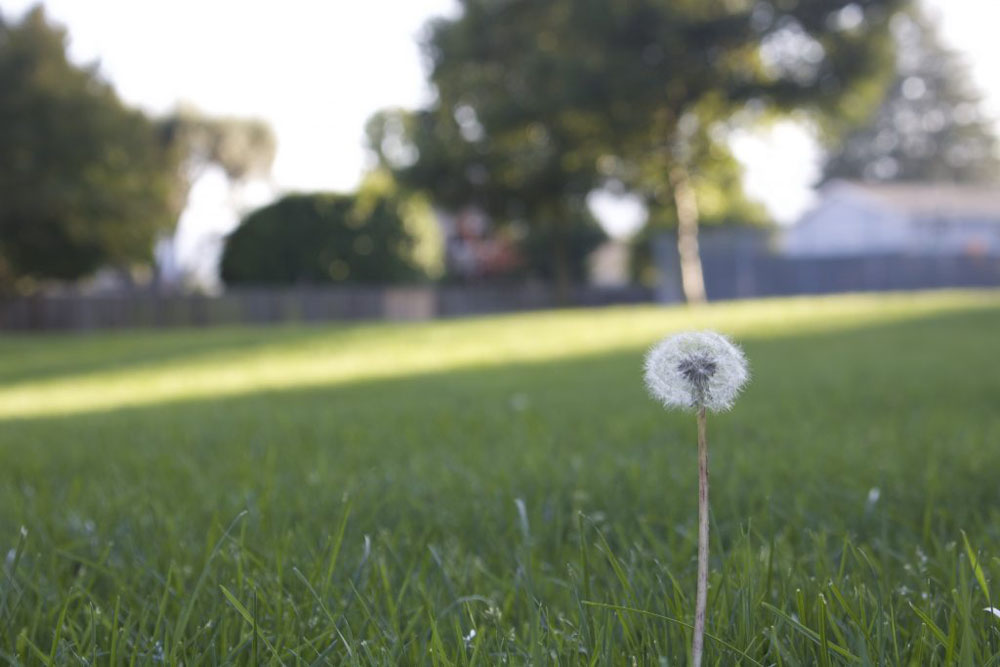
left=384, top=0, right=901, bottom=302
left=630, top=125, right=771, bottom=286
left=0, top=6, right=177, bottom=289
left=822, top=9, right=1000, bottom=183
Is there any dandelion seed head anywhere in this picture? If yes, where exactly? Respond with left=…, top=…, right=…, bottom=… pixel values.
left=643, top=330, right=749, bottom=412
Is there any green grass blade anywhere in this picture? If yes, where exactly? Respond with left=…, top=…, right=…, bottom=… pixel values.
left=583, top=601, right=764, bottom=666
left=761, top=602, right=860, bottom=663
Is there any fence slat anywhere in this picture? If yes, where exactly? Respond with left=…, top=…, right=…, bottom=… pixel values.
left=0, top=285, right=653, bottom=332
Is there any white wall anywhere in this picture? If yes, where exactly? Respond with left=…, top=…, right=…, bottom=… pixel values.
left=782, top=193, right=910, bottom=257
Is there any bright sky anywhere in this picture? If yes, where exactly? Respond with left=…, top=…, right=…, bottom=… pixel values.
left=2, top=0, right=459, bottom=190
left=2, top=0, right=998, bottom=277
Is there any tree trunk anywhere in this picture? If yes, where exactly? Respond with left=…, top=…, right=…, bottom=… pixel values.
left=669, top=166, right=707, bottom=304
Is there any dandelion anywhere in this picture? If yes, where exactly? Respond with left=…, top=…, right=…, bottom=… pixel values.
left=644, top=331, right=748, bottom=412
left=643, top=331, right=749, bottom=667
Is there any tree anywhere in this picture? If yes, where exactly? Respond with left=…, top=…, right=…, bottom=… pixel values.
left=158, top=105, right=277, bottom=215
left=822, top=9, right=1000, bottom=184
left=366, top=103, right=606, bottom=294
left=156, top=107, right=277, bottom=289
left=630, top=130, right=771, bottom=285
left=0, top=6, right=178, bottom=289
left=382, top=0, right=902, bottom=302
left=219, top=192, right=424, bottom=286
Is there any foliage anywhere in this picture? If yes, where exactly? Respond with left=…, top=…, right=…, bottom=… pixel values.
left=158, top=106, right=276, bottom=214
left=518, top=207, right=608, bottom=283
left=358, top=169, right=445, bottom=280
left=0, top=7, right=178, bottom=287
left=367, top=106, right=608, bottom=286
left=372, top=0, right=902, bottom=293
left=368, top=110, right=608, bottom=284
left=629, top=144, right=772, bottom=285
left=822, top=9, right=1000, bottom=183
left=220, top=192, right=424, bottom=285
left=0, top=291, right=999, bottom=663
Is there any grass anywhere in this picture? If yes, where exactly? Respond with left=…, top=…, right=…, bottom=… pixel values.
left=1, top=289, right=999, bottom=664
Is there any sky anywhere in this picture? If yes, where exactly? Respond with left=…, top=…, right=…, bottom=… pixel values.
left=2, top=0, right=999, bottom=277
left=3, top=0, right=459, bottom=190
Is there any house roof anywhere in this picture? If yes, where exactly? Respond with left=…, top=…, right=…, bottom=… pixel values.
left=832, top=180, right=1000, bottom=219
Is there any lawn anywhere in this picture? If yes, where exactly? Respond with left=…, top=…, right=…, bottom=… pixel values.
left=1, top=289, right=1000, bottom=665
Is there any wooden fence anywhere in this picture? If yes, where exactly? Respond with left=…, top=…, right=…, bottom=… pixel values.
left=8, top=239, right=998, bottom=332
left=0, top=284, right=654, bottom=331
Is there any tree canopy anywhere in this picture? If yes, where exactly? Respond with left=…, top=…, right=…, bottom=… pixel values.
left=0, top=6, right=178, bottom=288
left=373, top=0, right=904, bottom=300
left=158, top=106, right=277, bottom=214
left=0, top=7, right=278, bottom=292
left=822, top=9, right=1000, bottom=184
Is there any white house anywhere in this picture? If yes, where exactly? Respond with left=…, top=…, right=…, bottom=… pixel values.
left=782, top=180, right=1000, bottom=258
left=586, top=240, right=630, bottom=287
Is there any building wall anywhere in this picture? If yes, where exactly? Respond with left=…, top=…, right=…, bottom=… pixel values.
left=783, top=186, right=1000, bottom=258
left=909, top=218, right=1000, bottom=256
left=781, top=195, right=911, bottom=257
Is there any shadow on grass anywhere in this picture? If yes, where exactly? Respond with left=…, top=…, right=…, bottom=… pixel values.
left=0, top=321, right=374, bottom=385
left=1, top=303, right=997, bottom=428
left=1, top=305, right=997, bottom=542
left=2, top=289, right=996, bottom=397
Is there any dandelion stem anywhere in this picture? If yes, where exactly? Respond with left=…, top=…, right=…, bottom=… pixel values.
left=692, top=406, right=709, bottom=667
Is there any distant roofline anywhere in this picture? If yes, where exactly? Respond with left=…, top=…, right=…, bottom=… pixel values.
left=822, top=179, right=1000, bottom=219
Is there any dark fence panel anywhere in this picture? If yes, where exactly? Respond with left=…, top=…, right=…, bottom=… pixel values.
left=6, top=238, right=996, bottom=332
left=699, top=254, right=1000, bottom=301
left=653, top=229, right=1000, bottom=302
left=0, top=284, right=655, bottom=332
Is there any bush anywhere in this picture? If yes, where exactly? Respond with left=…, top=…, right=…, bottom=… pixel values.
left=220, top=193, right=423, bottom=286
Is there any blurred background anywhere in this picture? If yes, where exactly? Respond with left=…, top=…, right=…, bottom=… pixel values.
left=1, top=0, right=998, bottom=330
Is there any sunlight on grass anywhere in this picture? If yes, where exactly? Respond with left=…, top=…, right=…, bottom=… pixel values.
left=0, top=289, right=995, bottom=419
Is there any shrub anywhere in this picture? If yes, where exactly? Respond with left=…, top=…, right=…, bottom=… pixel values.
left=220, top=193, right=423, bottom=285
